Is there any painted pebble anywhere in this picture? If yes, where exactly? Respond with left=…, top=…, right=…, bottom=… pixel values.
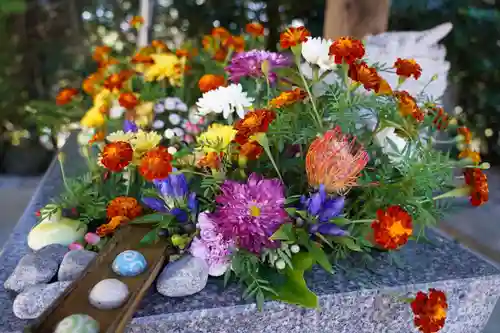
left=54, top=314, right=99, bottom=333
left=88, top=279, right=129, bottom=310
left=112, top=250, right=147, bottom=277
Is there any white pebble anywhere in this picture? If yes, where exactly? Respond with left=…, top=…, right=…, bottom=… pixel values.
left=89, top=278, right=129, bottom=310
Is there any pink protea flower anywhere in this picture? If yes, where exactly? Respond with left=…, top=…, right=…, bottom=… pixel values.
left=189, top=212, right=233, bottom=276
left=84, top=232, right=101, bottom=245
left=211, top=173, right=287, bottom=253
left=306, top=126, right=369, bottom=194
left=68, top=242, right=84, bottom=251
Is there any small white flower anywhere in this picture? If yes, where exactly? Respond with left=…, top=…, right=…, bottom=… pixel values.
left=176, top=102, right=188, bottom=112
left=374, top=127, right=414, bottom=164
left=154, top=103, right=165, bottom=114
left=153, top=120, right=165, bottom=129
left=109, top=102, right=126, bottom=119
left=169, top=113, right=181, bottom=125
left=290, top=244, right=300, bottom=253
left=167, top=146, right=178, bottom=155
left=196, top=83, right=254, bottom=119
left=164, top=129, right=175, bottom=139
left=173, top=127, right=184, bottom=137
left=301, top=37, right=336, bottom=71
left=164, top=97, right=180, bottom=110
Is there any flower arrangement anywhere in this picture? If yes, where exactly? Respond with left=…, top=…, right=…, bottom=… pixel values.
left=32, top=18, right=489, bottom=332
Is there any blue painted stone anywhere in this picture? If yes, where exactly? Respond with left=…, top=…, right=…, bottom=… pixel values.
left=112, top=250, right=147, bottom=277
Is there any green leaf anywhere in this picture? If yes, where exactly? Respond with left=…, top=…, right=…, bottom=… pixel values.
left=285, top=207, right=297, bottom=216
left=271, top=252, right=318, bottom=308
left=269, top=223, right=296, bottom=241
left=296, top=229, right=333, bottom=273
left=329, top=217, right=351, bottom=226
left=223, top=267, right=232, bottom=287
left=130, top=213, right=173, bottom=225
left=140, top=228, right=160, bottom=245
left=332, top=236, right=363, bottom=252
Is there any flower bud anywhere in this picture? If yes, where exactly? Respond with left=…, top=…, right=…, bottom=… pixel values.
left=290, top=244, right=300, bottom=253
left=275, top=259, right=286, bottom=270
left=84, top=232, right=101, bottom=245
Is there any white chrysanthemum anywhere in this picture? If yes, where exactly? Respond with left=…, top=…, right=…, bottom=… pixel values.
left=196, top=84, right=254, bottom=119
left=374, top=127, right=415, bottom=164
left=301, top=37, right=336, bottom=71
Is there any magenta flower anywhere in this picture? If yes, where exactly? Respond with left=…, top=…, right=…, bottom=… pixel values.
left=225, top=50, right=292, bottom=83
left=189, top=212, right=233, bottom=276
left=68, top=242, right=84, bottom=251
left=84, top=232, right=101, bottom=245
left=211, top=173, right=288, bottom=253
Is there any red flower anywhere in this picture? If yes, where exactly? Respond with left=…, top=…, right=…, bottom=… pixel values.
left=213, top=48, right=228, bottom=62
left=279, top=26, right=311, bottom=49
left=348, top=62, right=381, bottom=92
left=92, top=46, right=111, bottom=63
left=371, top=205, right=413, bottom=250
left=464, top=168, right=489, bottom=206
left=411, top=289, right=447, bottom=333
left=82, top=72, right=102, bottom=96
left=131, top=52, right=154, bottom=64
left=211, top=27, right=231, bottom=41
left=457, top=127, right=472, bottom=144
left=56, top=88, right=79, bottom=105
left=394, top=58, right=422, bottom=80
left=394, top=91, right=424, bottom=122
left=118, top=92, right=139, bottom=109
left=139, top=146, right=173, bottom=181
left=458, top=148, right=481, bottom=165
left=329, top=37, right=365, bottom=65
left=101, top=141, right=133, bottom=172
left=151, top=40, right=169, bottom=52
left=246, top=22, right=265, bottom=37
left=97, top=216, right=129, bottom=237
left=198, top=152, right=224, bottom=169
left=107, top=197, right=143, bottom=220
left=428, top=106, right=449, bottom=130
left=234, top=109, right=276, bottom=145
left=175, top=49, right=191, bottom=58
left=223, top=35, right=245, bottom=53
left=198, top=74, right=225, bottom=93
left=306, top=127, right=369, bottom=193
left=130, top=16, right=144, bottom=29
left=238, top=141, right=264, bottom=160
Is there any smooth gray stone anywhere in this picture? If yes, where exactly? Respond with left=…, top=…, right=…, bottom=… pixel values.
left=58, top=249, right=96, bottom=281
left=89, top=278, right=129, bottom=310
left=13, top=281, right=71, bottom=319
left=156, top=255, right=209, bottom=297
left=4, top=244, right=67, bottom=293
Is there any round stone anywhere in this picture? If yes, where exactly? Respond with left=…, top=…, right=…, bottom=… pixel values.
left=89, top=279, right=129, bottom=310
left=54, top=314, right=99, bottom=333
left=112, top=250, right=147, bottom=277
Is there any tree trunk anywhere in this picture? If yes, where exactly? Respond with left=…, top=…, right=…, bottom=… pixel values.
left=323, top=0, right=391, bottom=40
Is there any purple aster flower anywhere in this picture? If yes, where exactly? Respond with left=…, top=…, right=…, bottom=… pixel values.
left=225, top=50, right=292, bottom=84
left=190, top=212, right=233, bottom=276
left=123, top=119, right=138, bottom=133
left=210, top=173, right=287, bottom=253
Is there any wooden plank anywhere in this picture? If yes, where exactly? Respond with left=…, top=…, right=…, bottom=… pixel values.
left=25, top=225, right=169, bottom=333
left=323, top=0, right=391, bottom=39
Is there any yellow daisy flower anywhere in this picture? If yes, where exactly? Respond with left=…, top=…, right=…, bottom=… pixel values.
left=81, top=107, right=105, bottom=128
left=144, top=53, right=183, bottom=86
left=197, top=124, right=236, bottom=153
left=106, top=130, right=135, bottom=143
left=130, top=130, right=162, bottom=163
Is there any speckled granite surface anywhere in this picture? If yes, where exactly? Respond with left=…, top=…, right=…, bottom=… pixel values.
left=0, top=136, right=499, bottom=333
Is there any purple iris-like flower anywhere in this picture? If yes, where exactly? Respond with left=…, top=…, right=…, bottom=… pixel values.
left=153, top=171, right=188, bottom=199
left=123, top=119, right=138, bottom=133
left=225, top=50, right=292, bottom=84
left=301, top=185, right=348, bottom=236
left=210, top=173, right=287, bottom=253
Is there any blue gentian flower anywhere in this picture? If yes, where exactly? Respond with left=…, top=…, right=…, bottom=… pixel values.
left=124, top=119, right=138, bottom=133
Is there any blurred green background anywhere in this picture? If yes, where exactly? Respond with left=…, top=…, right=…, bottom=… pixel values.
left=0, top=0, right=498, bottom=174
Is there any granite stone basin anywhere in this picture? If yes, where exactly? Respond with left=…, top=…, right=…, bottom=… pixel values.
left=0, top=136, right=499, bottom=333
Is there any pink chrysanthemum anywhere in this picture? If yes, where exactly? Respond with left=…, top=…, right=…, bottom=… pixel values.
left=211, top=173, right=287, bottom=253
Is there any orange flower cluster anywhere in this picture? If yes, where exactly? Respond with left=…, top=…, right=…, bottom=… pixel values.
left=394, top=91, right=424, bottom=122
left=456, top=126, right=481, bottom=165
left=269, top=88, right=307, bottom=109
left=139, top=146, right=173, bottom=181
left=329, top=37, right=365, bottom=65
left=458, top=127, right=472, bottom=144
left=97, top=216, right=129, bottom=237
left=371, top=205, right=413, bottom=250
left=56, top=88, right=79, bottom=106
left=119, top=92, right=139, bottom=109
left=82, top=73, right=103, bottom=96
left=464, top=168, right=489, bottom=206
left=198, top=74, right=225, bottom=93
left=130, top=16, right=144, bottom=29
left=348, top=62, right=392, bottom=95
left=198, top=151, right=223, bottom=169
left=104, top=70, right=134, bottom=92
left=131, top=46, right=155, bottom=65
left=246, top=22, right=265, bottom=37
left=151, top=40, right=169, bottom=52
left=279, top=26, right=310, bottom=49
left=107, top=196, right=143, bottom=220
left=202, top=27, right=245, bottom=62
left=427, top=106, right=449, bottom=130
left=411, top=289, right=448, bottom=333
left=101, top=141, right=134, bottom=172
left=394, top=58, right=422, bottom=80
left=234, top=109, right=276, bottom=145
left=306, top=127, right=369, bottom=193
left=88, top=131, right=105, bottom=144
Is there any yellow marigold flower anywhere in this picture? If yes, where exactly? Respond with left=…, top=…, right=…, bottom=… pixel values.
left=93, top=88, right=113, bottom=107
left=144, top=53, right=183, bottom=85
left=134, top=101, right=155, bottom=128
left=458, top=148, right=481, bottom=165
left=81, top=107, right=105, bottom=128
left=197, top=124, right=236, bottom=153
left=130, top=130, right=162, bottom=163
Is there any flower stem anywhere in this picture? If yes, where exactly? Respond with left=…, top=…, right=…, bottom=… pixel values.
left=298, top=69, right=323, bottom=131
left=255, top=133, right=283, bottom=182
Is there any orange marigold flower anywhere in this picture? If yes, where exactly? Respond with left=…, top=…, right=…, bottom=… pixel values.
left=131, top=52, right=154, bottom=64
left=82, top=73, right=102, bottom=95
left=269, top=88, right=307, bottom=109
left=119, top=92, right=139, bottom=109
left=104, top=73, right=124, bottom=91
left=93, top=46, right=111, bottom=63
left=371, top=205, right=413, bottom=250
left=97, top=216, right=129, bottom=237
left=458, top=126, right=472, bottom=144
left=280, top=26, right=311, bottom=49
left=101, top=141, right=134, bottom=172
left=107, top=196, right=143, bottom=220
left=329, top=37, right=365, bottom=65
left=239, top=141, right=264, bottom=160
left=458, top=148, right=481, bottom=165
left=130, top=16, right=144, bottom=29
left=377, top=78, right=393, bottom=95
left=305, top=126, right=369, bottom=193
left=411, top=289, right=448, bottom=333
left=428, top=106, right=449, bottom=130
left=198, top=74, right=225, bottom=93
left=224, top=35, right=245, bottom=53
left=348, top=62, right=381, bottom=92
left=211, top=27, right=231, bottom=40
left=213, top=49, right=228, bottom=62
left=198, top=152, right=223, bottom=169
left=394, top=91, right=424, bottom=122
left=89, top=131, right=105, bottom=144
left=139, top=146, right=173, bottom=181
left=202, top=35, right=213, bottom=51
left=246, top=22, right=265, bottom=36
left=151, top=40, right=169, bottom=52
left=234, top=109, right=276, bottom=145
left=394, top=58, right=422, bottom=80
left=464, top=168, right=489, bottom=206
left=175, top=49, right=191, bottom=58
left=56, top=88, right=79, bottom=106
